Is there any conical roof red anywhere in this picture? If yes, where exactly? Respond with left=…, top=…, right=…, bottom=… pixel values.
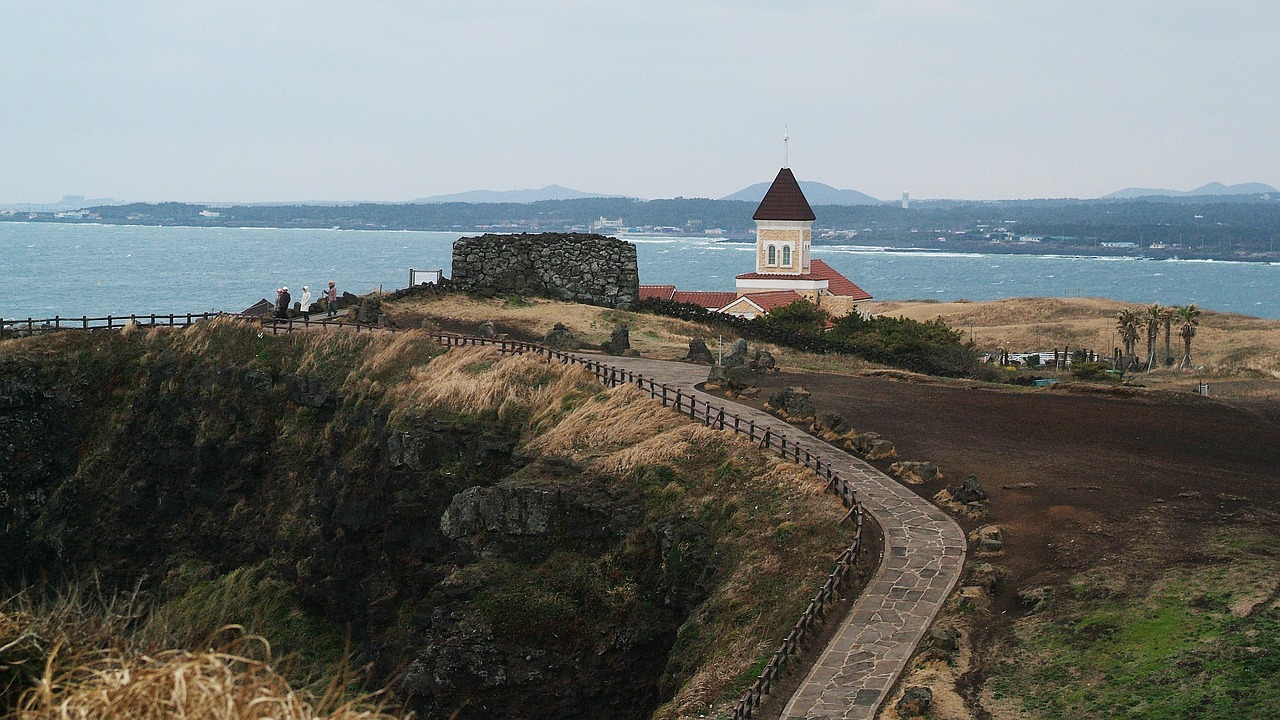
left=752, top=167, right=816, bottom=221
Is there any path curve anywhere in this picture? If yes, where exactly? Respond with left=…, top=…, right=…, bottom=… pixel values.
left=596, top=356, right=966, bottom=720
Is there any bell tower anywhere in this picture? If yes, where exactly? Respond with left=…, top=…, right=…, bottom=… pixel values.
left=751, top=167, right=814, bottom=276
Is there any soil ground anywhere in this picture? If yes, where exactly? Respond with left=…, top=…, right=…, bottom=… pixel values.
left=739, top=370, right=1280, bottom=717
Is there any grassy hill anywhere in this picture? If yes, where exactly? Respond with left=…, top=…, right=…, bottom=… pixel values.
left=0, top=318, right=857, bottom=719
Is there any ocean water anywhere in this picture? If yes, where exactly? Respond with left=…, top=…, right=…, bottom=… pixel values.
left=2, top=222, right=1278, bottom=321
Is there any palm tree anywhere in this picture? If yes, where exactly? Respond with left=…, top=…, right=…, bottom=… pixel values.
left=1116, top=309, right=1140, bottom=370
left=1144, top=303, right=1162, bottom=371
left=1176, top=304, right=1202, bottom=370
left=1161, top=305, right=1177, bottom=367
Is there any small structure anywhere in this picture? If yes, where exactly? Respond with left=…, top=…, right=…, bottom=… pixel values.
left=733, top=167, right=871, bottom=318
left=640, top=166, right=871, bottom=320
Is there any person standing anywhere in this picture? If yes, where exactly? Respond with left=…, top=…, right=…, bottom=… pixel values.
left=299, top=286, right=312, bottom=317
left=275, top=286, right=291, bottom=319
left=326, top=280, right=338, bottom=317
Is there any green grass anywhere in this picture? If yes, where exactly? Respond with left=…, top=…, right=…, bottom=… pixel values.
left=991, top=529, right=1280, bottom=719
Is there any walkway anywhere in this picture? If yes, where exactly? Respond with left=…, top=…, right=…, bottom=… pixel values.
left=596, top=356, right=966, bottom=720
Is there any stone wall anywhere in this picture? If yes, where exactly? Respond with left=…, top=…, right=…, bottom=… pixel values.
left=451, top=233, right=639, bottom=308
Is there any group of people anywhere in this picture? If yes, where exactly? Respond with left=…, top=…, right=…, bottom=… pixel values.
left=275, top=280, right=338, bottom=319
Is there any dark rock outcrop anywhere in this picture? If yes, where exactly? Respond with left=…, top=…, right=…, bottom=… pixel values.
left=602, top=325, right=630, bottom=355
left=543, top=323, right=580, bottom=350
left=952, top=475, right=989, bottom=504
left=722, top=339, right=749, bottom=368
left=683, top=338, right=715, bottom=364
left=896, top=686, right=933, bottom=717
left=766, top=387, right=816, bottom=421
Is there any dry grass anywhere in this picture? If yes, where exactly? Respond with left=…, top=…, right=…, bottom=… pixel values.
left=1, top=586, right=406, bottom=720
left=386, top=294, right=712, bottom=360
left=389, top=347, right=599, bottom=428
left=14, top=634, right=401, bottom=720
left=524, top=384, right=697, bottom=463
left=869, top=297, right=1280, bottom=381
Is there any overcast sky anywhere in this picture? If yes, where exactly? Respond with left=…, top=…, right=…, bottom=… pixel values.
left=3, top=1, right=1278, bottom=203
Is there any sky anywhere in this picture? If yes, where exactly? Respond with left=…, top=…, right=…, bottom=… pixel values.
left=3, top=1, right=1279, bottom=203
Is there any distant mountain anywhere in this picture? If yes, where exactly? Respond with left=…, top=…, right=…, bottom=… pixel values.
left=1102, top=182, right=1278, bottom=200
left=721, top=180, right=881, bottom=206
left=412, top=185, right=631, bottom=204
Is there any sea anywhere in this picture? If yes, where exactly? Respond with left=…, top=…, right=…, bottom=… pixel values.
left=2, top=222, right=1279, bottom=321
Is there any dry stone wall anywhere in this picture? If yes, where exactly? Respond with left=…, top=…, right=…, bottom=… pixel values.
left=451, top=233, right=639, bottom=308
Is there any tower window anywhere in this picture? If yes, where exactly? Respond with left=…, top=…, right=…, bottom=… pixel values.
left=782, top=245, right=792, bottom=266
left=767, top=245, right=777, bottom=265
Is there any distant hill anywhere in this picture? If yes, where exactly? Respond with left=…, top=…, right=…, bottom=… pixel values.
left=412, top=185, right=632, bottom=204
left=721, top=181, right=881, bottom=206
left=1102, top=182, right=1278, bottom=200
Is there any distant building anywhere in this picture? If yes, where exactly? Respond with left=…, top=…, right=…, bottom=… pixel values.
left=640, top=166, right=871, bottom=320
left=733, top=167, right=871, bottom=318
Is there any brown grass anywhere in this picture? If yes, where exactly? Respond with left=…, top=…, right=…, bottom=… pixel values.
left=389, top=347, right=599, bottom=428
left=15, top=633, right=401, bottom=720
left=869, top=296, right=1280, bottom=381
left=385, top=294, right=713, bottom=360
left=1, top=586, right=406, bottom=720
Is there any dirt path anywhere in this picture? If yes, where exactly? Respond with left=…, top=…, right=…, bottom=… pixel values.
left=593, top=356, right=967, bottom=720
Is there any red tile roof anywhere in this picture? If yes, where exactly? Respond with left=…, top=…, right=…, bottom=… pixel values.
left=752, top=167, right=816, bottom=221
left=735, top=259, right=872, bottom=301
left=638, top=284, right=676, bottom=301
left=736, top=290, right=806, bottom=312
left=809, top=259, right=872, bottom=301
left=672, top=290, right=738, bottom=309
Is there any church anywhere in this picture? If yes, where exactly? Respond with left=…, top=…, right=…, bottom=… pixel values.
left=639, top=167, right=871, bottom=319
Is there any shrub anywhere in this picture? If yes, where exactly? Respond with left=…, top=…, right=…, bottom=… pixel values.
left=1070, top=362, right=1116, bottom=382
left=633, top=298, right=983, bottom=378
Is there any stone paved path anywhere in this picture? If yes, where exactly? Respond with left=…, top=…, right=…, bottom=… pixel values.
left=593, top=356, right=966, bottom=720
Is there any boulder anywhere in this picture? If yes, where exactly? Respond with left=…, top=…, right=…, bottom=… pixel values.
left=723, top=365, right=759, bottom=392
left=964, top=562, right=1004, bottom=593
left=896, top=686, right=933, bottom=717
left=748, top=350, right=776, bottom=372
left=766, top=386, right=815, bottom=420
left=970, top=524, right=1004, bottom=553
left=956, top=585, right=990, bottom=611
left=542, top=322, right=580, bottom=350
left=864, top=438, right=897, bottom=460
left=722, top=338, right=749, bottom=367
left=477, top=320, right=496, bottom=338
left=847, top=432, right=897, bottom=460
left=929, top=627, right=960, bottom=653
left=813, top=412, right=851, bottom=435
left=889, top=461, right=940, bottom=485
left=951, top=475, right=989, bottom=504
left=601, top=324, right=630, bottom=355
left=683, top=338, right=715, bottom=364
left=356, top=296, right=382, bottom=324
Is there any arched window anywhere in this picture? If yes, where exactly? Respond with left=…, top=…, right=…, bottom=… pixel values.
left=767, top=245, right=777, bottom=265
left=782, top=245, right=792, bottom=266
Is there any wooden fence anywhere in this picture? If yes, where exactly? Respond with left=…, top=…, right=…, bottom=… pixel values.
left=427, top=334, right=867, bottom=720
left=0, top=312, right=223, bottom=335
left=1, top=313, right=867, bottom=719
